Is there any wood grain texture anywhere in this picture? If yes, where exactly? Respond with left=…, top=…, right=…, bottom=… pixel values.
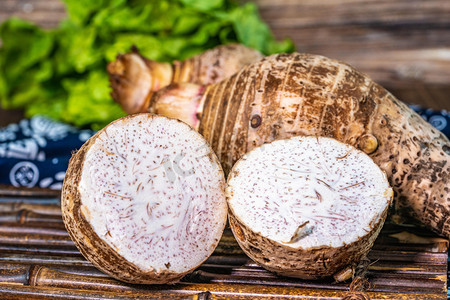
left=0, top=186, right=446, bottom=299
left=254, top=0, right=450, bottom=110
left=0, top=0, right=65, bottom=29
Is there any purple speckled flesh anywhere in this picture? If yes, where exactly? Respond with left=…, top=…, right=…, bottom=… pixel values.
left=62, top=114, right=227, bottom=284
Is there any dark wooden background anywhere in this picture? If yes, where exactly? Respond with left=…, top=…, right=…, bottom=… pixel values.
left=0, top=0, right=450, bottom=126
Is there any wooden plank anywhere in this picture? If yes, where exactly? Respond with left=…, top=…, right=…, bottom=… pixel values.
left=0, top=0, right=65, bottom=29
left=254, top=0, right=450, bottom=110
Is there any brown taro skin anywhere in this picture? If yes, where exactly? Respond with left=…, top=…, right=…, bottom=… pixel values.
left=107, top=50, right=172, bottom=114
left=151, top=53, right=450, bottom=237
left=62, top=114, right=227, bottom=284
left=229, top=207, right=388, bottom=280
left=62, top=129, right=184, bottom=284
left=171, top=43, right=263, bottom=86
left=226, top=136, right=393, bottom=280
left=108, top=44, right=263, bottom=114
left=61, top=119, right=183, bottom=284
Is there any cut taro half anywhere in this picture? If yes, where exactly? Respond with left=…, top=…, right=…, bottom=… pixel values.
left=226, top=136, right=393, bottom=280
left=62, top=114, right=227, bottom=284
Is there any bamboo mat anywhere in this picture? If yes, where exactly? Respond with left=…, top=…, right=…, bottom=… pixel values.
left=0, top=186, right=447, bottom=299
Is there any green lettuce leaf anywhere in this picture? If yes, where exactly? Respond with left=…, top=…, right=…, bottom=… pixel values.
left=0, top=0, right=295, bottom=129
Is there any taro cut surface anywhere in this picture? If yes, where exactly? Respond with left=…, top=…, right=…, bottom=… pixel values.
left=62, top=114, right=227, bottom=284
left=227, top=136, right=393, bottom=280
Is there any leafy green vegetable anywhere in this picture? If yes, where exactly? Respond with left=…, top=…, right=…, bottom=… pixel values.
left=0, top=0, right=294, bottom=130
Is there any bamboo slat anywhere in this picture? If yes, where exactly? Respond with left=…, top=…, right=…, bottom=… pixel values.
left=0, top=185, right=60, bottom=198
left=0, top=210, right=65, bottom=227
left=0, top=186, right=446, bottom=299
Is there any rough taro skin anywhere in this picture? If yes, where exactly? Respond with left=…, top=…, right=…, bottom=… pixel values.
left=226, top=136, right=393, bottom=280
left=108, top=44, right=263, bottom=114
left=186, top=53, right=449, bottom=237
left=62, top=114, right=227, bottom=284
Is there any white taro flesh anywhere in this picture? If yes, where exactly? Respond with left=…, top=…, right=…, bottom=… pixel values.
left=226, top=136, right=393, bottom=280
left=62, top=114, right=227, bottom=284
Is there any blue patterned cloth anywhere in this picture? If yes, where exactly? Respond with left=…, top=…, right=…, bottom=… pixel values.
left=0, top=116, right=95, bottom=189
left=0, top=106, right=449, bottom=189
left=409, top=105, right=450, bottom=137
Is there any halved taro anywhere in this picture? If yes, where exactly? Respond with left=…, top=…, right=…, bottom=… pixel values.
left=226, top=136, right=393, bottom=280
left=62, top=114, right=227, bottom=284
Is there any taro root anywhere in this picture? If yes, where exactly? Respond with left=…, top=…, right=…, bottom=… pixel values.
left=227, top=136, right=393, bottom=280
left=107, top=44, right=263, bottom=114
left=62, top=114, right=227, bottom=284
left=145, top=53, right=450, bottom=238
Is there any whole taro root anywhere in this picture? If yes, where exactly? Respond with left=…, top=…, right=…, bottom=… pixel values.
left=107, top=44, right=263, bottom=114
left=148, top=53, right=450, bottom=237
